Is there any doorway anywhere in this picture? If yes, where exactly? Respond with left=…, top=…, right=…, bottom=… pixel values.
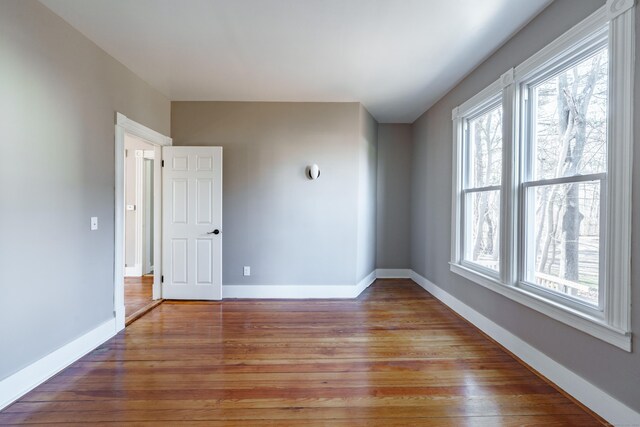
left=114, top=113, right=172, bottom=332
left=123, top=136, right=158, bottom=322
left=114, top=114, right=222, bottom=332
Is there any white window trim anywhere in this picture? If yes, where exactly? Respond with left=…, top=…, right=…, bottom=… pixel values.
left=450, top=0, right=634, bottom=351
left=451, top=75, right=510, bottom=282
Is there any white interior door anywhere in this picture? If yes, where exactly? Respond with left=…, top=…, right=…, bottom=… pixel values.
left=162, top=146, right=222, bottom=300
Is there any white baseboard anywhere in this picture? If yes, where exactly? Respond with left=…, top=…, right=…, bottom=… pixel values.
left=356, top=270, right=378, bottom=294
left=409, top=270, right=640, bottom=426
left=124, top=265, right=142, bottom=277
left=0, top=318, right=116, bottom=411
left=375, top=268, right=412, bottom=278
left=223, top=270, right=377, bottom=299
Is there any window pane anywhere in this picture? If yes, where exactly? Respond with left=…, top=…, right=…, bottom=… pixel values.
left=526, top=181, right=601, bottom=306
left=467, top=106, right=502, bottom=188
left=531, top=48, right=608, bottom=181
left=464, top=190, right=500, bottom=271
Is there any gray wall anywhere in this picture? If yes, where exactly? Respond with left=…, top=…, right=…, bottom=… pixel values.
left=171, top=101, right=377, bottom=286
left=410, top=0, right=640, bottom=411
left=0, top=0, right=170, bottom=381
left=376, top=124, right=412, bottom=269
left=356, top=106, right=378, bottom=281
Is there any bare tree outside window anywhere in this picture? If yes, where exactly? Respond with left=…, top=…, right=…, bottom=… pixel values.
left=527, top=48, right=608, bottom=305
left=464, top=106, right=502, bottom=271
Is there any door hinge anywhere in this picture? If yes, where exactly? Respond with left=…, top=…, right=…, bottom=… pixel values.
left=161, top=160, right=165, bottom=167
left=161, top=275, right=164, bottom=283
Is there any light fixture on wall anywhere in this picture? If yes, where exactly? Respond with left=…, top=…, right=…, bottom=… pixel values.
left=306, top=164, right=320, bottom=180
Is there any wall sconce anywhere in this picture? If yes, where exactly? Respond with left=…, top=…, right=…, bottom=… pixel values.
left=306, top=164, right=320, bottom=180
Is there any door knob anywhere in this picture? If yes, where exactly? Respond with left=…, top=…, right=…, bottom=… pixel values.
left=208, top=229, right=220, bottom=235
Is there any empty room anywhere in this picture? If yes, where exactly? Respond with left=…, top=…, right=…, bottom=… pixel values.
left=1, top=0, right=639, bottom=425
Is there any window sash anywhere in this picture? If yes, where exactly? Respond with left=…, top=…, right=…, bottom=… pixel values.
left=521, top=35, right=608, bottom=93
left=519, top=33, right=610, bottom=313
left=462, top=100, right=503, bottom=191
left=519, top=175, right=606, bottom=314
left=461, top=188, right=501, bottom=277
left=521, top=40, right=609, bottom=185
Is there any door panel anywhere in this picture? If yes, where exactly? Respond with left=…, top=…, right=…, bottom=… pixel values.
left=196, top=179, right=213, bottom=224
left=171, top=238, right=188, bottom=284
left=172, top=179, right=188, bottom=224
left=162, top=146, right=222, bottom=300
left=197, top=155, right=213, bottom=171
left=196, top=239, right=213, bottom=284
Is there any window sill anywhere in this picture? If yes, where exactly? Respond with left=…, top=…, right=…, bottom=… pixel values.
left=449, top=262, right=631, bottom=351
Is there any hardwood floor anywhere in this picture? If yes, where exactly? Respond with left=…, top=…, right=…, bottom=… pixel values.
left=124, top=275, right=157, bottom=324
left=0, top=280, right=603, bottom=425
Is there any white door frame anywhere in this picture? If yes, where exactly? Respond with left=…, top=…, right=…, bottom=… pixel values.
left=114, top=113, right=172, bottom=332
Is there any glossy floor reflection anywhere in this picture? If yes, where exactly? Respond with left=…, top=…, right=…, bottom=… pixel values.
left=0, top=280, right=603, bottom=425
left=124, top=275, right=153, bottom=318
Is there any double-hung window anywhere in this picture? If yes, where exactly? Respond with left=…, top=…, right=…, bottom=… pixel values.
left=450, top=1, right=634, bottom=350
left=461, top=98, right=503, bottom=275
left=520, top=31, right=609, bottom=313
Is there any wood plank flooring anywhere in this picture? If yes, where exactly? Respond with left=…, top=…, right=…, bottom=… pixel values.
left=0, top=280, right=603, bottom=425
left=124, top=275, right=154, bottom=319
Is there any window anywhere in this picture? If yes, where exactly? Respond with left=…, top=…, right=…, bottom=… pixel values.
left=521, top=42, right=608, bottom=311
left=450, top=2, right=634, bottom=351
left=462, top=102, right=503, bottom=273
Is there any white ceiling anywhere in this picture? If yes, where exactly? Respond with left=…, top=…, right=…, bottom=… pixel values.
left=40, top=0, right=551, bottom=123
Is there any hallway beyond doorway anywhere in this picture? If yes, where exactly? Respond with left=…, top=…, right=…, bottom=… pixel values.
left=124, top=276, right=160, bottom=325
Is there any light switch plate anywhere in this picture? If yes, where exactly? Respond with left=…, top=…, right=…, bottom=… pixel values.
left=90, top=217, right=98, bottom=231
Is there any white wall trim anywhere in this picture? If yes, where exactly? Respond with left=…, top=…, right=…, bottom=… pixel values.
left=116, top=113, right=172, bottom=146
left=356, top=270, right=378, bottom=294
left=608, top=0, right=635, bottom=20
left=454, top=76, right=504, bottom=119
left=606, top=0, right=635, bottom=333
left=375, top=268, right=412, bottom=278
left=124, top=265, right=141, bottom=277
left=223, top=271, right=377, bottom=299
left=449, top=263, right=631, bottom=351
left=0, top=318, right=116, bottom=411
left=514, top=6, right=608, bottom=81
left=409, top=270, right=640, bottom=426
left=500, top=67, right=515, bottom=87
left=222, top=285, right=360, bottom=299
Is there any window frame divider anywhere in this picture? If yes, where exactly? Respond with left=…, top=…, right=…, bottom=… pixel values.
left=463, top=185, right=502, bottom=194
left=522, top=173, right=606, bottom=188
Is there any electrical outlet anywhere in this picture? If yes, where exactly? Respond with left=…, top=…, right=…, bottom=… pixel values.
left=243, top=266, right=251, bottom=276
left=90, top=217, right=98, bottom=231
